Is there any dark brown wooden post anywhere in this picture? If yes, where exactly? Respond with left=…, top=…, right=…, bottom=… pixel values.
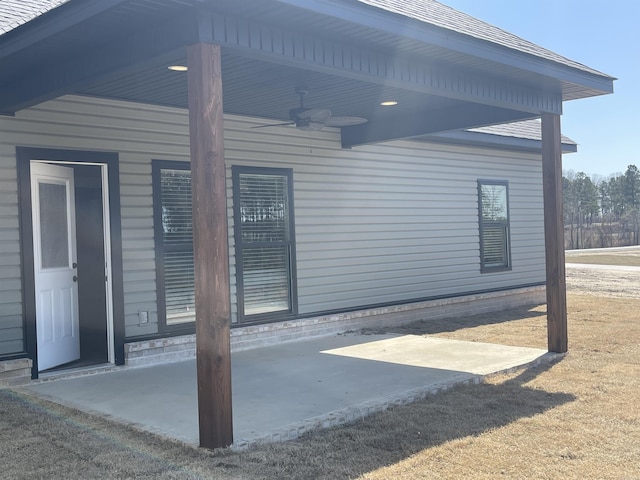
left=187, top=42, right=233, bottom=448
left=541, top=112, right=568, bottom=353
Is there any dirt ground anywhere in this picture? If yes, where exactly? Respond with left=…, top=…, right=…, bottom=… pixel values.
left=566, top=265, right=640, bottom=297
left=566, top=246, right=640, bottom=297
left=1, top=252, right=639, bottom=479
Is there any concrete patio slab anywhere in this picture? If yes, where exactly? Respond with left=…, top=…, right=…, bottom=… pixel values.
left=22, top=333, right=556, bottom=449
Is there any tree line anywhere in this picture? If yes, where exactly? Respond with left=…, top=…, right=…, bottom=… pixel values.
left=563, top=165, right=640, bottom=249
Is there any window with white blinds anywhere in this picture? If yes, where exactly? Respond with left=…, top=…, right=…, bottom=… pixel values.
left=153, top=162, right=195, bottom=329
left=478, top=180, right=511, bottom=272
left=233, top=167, right=297, bottom=321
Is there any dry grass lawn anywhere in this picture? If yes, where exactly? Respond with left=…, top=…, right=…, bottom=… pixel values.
left=2, top=255, right=639, bottom=479
left=234, top=287, right=638, bottom=480
left=352, top=294, right=640, bottom=479
left=566, top=247, right=640, bottom=267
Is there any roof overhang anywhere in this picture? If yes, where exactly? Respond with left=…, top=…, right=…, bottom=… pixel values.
left=0, top=0, right=615, bottom=147
left=272, top=0, right=615, bottom=102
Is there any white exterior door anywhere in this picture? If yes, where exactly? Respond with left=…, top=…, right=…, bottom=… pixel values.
left=31, top=162, right=80, bottom=371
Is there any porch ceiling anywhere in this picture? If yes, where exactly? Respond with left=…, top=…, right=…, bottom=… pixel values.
left=0, top=0, right=614, bottom=146
left=79, top=53, right=461, bottom=124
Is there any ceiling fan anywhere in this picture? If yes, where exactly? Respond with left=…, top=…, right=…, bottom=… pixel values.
left=253, top=86, right=367, bottom=131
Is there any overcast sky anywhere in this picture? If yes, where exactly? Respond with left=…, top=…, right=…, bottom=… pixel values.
left=442, top=0, right=639, bottom=178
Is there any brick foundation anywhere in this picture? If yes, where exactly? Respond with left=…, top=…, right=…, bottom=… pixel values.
left=124, top=286, right=545, bottom=367
left=0, top=358, right=32, bottom=386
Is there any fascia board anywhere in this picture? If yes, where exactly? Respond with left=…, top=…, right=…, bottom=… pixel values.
left=273, top=0, right=615, bottom=96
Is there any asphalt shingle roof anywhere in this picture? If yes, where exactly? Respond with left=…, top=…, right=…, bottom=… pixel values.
left=0, top=0, right=614, bottom=81
left=0, top=0, right=70, bottom=34
left=469, top=119, right=576, bottom=145
left=357, top=0, right=610, bottom=78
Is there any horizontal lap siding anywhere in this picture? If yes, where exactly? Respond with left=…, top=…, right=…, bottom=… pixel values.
left=296, top=145, right=542, bottom=314
left=1, top=95, right=545, bottom=346
left=224, top=117, right=545, bottom=316
left=0, top=146, right=23, bottom=354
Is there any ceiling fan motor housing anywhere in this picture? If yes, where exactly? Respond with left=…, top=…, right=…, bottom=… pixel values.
left=289, top=107, right=308, bottom=121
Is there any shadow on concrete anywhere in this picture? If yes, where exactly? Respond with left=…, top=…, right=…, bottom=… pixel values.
left=23, top=333, right=550, bottom=448
left=245, top=357, right=574, bottom=480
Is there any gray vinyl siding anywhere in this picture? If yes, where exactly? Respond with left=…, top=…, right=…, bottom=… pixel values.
left=0, top=95, right=545, bottom=347
left=225, top=122, right=545, bottom=315
left=0, top=145, right=24, bottom=354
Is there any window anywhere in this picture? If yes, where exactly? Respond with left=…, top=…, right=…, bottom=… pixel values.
left=478, top=180, right=511, bottom=272
left=153, top=161, right=195, bottom=329
left=233, top=166, right=297, bottom=322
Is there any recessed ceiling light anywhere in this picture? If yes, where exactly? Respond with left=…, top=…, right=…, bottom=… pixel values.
left=168, top=65, right=188, bottom=72
left=380, top=100, right=398, bottom=106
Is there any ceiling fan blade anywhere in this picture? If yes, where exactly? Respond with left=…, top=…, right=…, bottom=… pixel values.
left=251, top=121, right=295, bottom=129
left=298, top=108, right=332, bottom=123
left=324, top=116, right=368, bottom=127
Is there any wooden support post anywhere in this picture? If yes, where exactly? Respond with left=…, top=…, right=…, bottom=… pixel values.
left=541, top=113, right=568, bottom=353
left=187, top=42, right=233, bottom=449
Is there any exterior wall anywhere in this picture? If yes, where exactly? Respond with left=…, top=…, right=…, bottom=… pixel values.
left=0, top=96, right=192, bottom=352
left=227, top=110, right=546, bottom=317
left=0, top=95, right=545, bottom=357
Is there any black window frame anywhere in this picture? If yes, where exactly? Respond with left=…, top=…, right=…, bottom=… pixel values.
left=478, top=179, right=512, bottom=273
left=152, top=160, right=196, bottom=334
left=232, top=165, right=298, bottom=324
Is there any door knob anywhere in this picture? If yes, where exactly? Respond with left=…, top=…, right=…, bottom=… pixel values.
left=72, top=275, right=78, bottom=282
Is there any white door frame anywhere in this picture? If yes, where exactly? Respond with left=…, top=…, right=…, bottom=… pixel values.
left=100, top=163, right=115, bottom=365
left=31, top=160, right=115, bottom=367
